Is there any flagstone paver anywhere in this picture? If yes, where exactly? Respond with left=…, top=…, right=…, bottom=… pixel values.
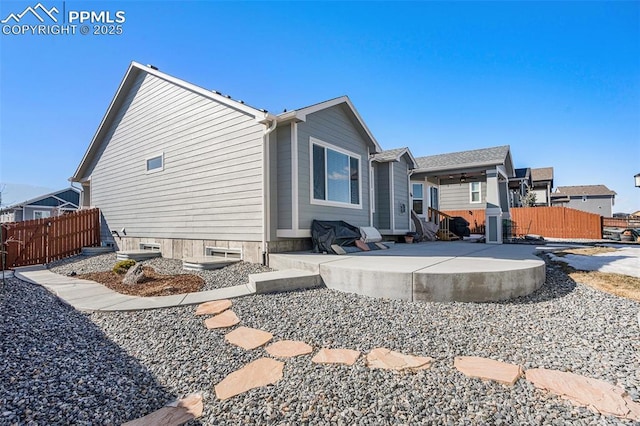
left=195, top=299, right=232, bottom=316
left=266, top=340, right=313, bottom=358
left=526, top=368, right=640, bottom=421
left=204, top=310, right=240, bottom=329
left=123, top=392, right=203, bottom=426
left=214, top=357, right=284, bottom=400
left=311, top=348, right=360, bottom=366
left=366, top=347, right=433, bottom=371
left=225, top=326, right=273, bottom=350
left=454, top=356, right=523, bottom=386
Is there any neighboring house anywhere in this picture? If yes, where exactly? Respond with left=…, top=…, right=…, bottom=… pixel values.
left=0, top=188, right=81, bottom=223
left=71, top=62, right=412, bottom=263
left=508, top=167, right=532, bottom=207
left=530, top=167, right=554, bottom=206
left=550, top=185, right=616, bottom=217
left=411, top=145, right=515, bottom=243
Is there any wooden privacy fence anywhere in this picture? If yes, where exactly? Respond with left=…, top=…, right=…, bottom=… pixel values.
left=602, top=217, right=640, bottom=229
left=1, top=208, right=101, bottom=269
left=442, top=207, right=603, bottom=240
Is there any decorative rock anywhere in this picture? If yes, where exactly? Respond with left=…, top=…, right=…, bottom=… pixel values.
left=204, top=310, right=240, bottom=329
left=366, top=347, right=433, bottom=371
left=122, top=263, right=145, bottom=285
left=266, top=340, right=313, bottom=358
left=195, top=299, right=232, bottom=316
left=225, top=326, right=273, bottom=350
left=526, top=368, right=640, bottom=421
left=311, top=348, right=360, bottom=366
left=214, top=357, right=284, bottom=400
left=454, top=356, right=523, bottom=386
left=122, top=392, right=203, bottom=426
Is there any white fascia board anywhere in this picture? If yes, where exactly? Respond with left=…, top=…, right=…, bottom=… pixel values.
left=277, top=96, right=382, bottom=152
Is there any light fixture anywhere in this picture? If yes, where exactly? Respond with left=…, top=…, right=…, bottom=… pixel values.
left=635, top=173, right=640, bottom=188
left=460, top=173, right=467, bottom=183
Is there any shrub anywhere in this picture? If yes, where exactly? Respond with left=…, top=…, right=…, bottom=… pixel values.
left=113, top=259, right=136, bottom=274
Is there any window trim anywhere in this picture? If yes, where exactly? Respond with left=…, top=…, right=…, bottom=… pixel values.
left=146, top=153, right=164, bottom=173
left=469, top=181, right=482, bottom=204
left=412, top=182, right=424, bottom=215
left=33, top=210, right=50, bottom=220
left=309, top=137, right=362, bottom=210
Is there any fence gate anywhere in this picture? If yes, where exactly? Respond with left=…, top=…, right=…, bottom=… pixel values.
left=1, top=208, right=101, bottom=269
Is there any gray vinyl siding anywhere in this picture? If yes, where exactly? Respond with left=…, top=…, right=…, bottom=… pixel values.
left=90, top=72, right=265, bottom=241
left=563, top=196, right=613, bottom=217
left=439, top=178, right=487, bottom=211
left=393, top=161, right=410, bottom=230
left=276, top=125, right=292, bottom=230
left=296, top=104, right=371, bottom=229
left=374, top=163, right=390, bottom=229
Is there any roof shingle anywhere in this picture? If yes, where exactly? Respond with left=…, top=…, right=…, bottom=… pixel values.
left=553, top=185, right=616, bottom=197
left=531, top=167, right=553, bottom=182
left=415, top=145, right=510, bottom=171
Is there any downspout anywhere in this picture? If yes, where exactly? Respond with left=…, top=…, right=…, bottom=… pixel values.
left=369, top=153, right=374, bottom=227
left=261, top=115, right=278, bottom=266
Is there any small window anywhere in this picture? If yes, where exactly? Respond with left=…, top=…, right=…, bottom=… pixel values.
left=146, top=154, right=163, bottom=172
left=34, top=210, right=50, bottom=220
left=311, top=139, right=361, bottom=208
left=412, top=183, right=424, bottom=214
left=470, top=182, right=481, bottom=203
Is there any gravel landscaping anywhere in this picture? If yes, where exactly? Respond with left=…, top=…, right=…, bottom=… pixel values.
left=2, top=258, right=639, bottom=424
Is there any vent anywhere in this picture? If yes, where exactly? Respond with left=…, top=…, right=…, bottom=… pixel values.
left=205, top=247, right=242, bottom=260
left=139, top=243, right=161, bottom=251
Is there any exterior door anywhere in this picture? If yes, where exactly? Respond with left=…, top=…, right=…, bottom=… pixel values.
left=411, top=183, right=425, bottom=217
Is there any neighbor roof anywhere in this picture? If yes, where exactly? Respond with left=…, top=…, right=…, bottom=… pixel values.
left=2, top=187, right=80, bottom=210
left=371, top=147, right=418, bottom=168
left=531, top=167, right=554, bottom=182
left=553, top=185, right=616, bottom=197
left=415, top=145, right=511, bottom=172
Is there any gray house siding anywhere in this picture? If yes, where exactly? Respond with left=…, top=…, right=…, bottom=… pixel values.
left=296, top=104, right=371, bottom=229
left=275, top=125, right=292, bottom=230
left=88, top=72, right=265, bottom=242
left=393, top=161, right=410, bottom=231
left=439, top=178, right=487, bottom=211
left=374, top=163, right=390, bottom=230
left=559, top=196, right=613, bottom=217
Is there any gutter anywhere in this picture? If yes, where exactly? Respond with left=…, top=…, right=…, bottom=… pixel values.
left=261, top=113, right=278, bottom=266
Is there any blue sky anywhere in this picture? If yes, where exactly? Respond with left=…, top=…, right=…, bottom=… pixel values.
left=1, top=1, right=638, bottom=212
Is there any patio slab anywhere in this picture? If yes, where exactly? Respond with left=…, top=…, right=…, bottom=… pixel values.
left=269, top=241, right=546, bottom=302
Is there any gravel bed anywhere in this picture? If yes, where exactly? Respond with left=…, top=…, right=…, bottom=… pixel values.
left=5, top=259, right=638, bottom=424
left=47, top=253, right=271, bottom=290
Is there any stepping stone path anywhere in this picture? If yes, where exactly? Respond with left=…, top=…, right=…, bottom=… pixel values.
left=526, top=368, right=640, bottom=421
left=311, top=348, right=361, bottom=366
left=225, top=326, right=273, bottom=350
left=195, top=299, right=232, bottom=315
left=454, top=356, right=523, bottom=386
left=188, top=299, right=638, bottom=424
left=214, top=357, right=284, bottom=400
left=123, top=392, right=203, bottom=426
left=204, top=310, right=240, bottom=329
left=266, top=340, right=313, bottom=358
left=366, top=347, right=433, bottom=371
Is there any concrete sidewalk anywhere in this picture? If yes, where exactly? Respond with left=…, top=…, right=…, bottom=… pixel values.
left=14, top=266, right=254, bottom=312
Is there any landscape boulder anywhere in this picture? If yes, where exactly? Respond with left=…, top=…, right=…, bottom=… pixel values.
left=123, top=263, right=146, bottom=285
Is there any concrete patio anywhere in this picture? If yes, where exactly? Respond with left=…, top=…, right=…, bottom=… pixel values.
left=269, top=241, right=547, bottom=302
